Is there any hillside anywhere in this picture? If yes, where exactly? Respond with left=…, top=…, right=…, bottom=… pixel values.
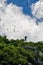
left=0, top=36, right=43, bottom=65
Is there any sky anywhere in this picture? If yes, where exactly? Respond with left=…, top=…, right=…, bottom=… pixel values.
left=7, top=0, right=39, bottom=16
left=0, top=0, right=43, bottom=42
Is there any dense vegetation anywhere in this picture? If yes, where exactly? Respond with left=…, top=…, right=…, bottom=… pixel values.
left=0, top=36, right=43, bottom=65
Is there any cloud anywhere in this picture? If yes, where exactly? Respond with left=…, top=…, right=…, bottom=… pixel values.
left=0, top=0, right=43, bottom=42
left=30, top=0, right=43, bottom=41
left=31, top=0, right=43, bottom=19
left=0, top=0, right=6, bottom=3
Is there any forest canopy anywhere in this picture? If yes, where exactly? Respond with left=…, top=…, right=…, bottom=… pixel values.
left=0, top=36, right=43, bottom=65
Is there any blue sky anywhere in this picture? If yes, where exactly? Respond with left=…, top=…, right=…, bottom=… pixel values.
left=7, top=0, right=39, bottom=16
left=0, top=0, right=43, bottom=41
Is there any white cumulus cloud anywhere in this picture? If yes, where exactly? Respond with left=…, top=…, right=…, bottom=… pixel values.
left=0, top=0, right=43, bottom=42
left=31, top=0, right=43, bottom=19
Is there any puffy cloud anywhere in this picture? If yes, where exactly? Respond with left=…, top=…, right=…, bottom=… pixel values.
left=0, top=0, right=43, bottom=42
left=0, top=0, right=6, bottom=7
left=30, top=0, right=43, bottom=41
left=0, top=0, right=6, bottom=4
left=31, top=0, right=43, bottom=19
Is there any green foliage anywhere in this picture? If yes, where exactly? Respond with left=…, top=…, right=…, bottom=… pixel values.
left=0, top=36, right=43, bottom=65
